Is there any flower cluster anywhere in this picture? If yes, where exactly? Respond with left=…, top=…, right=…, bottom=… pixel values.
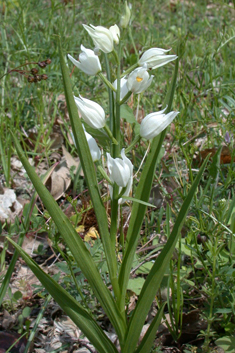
left=68, top=18, right=179, bottom=204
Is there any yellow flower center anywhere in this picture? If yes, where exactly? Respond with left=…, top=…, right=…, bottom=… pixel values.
left=136, top=76, right=143, bottom=82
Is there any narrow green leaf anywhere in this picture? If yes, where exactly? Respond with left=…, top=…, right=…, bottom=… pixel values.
left=10, top=132, right=126, bottom=341
left=208, top=146, right=222, bottom=183
left=122, top=156, right=210, bottom=353
left=135, top=304, right=165, bottom=353
left=118, top=130, right=165, bottom=309
left=0, top=232, right=24, bottom=306
left=59, top=41, right=121, bottom=303
left=118, top=56, right=179, bottom=310
left=23, top=294, right=52, bottom=353
left=7, top=238, right=118, bottom=353
left=122, top=196, right=156, bottom=207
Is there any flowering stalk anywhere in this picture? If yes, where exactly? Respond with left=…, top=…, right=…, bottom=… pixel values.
left=110, top=39, right=122, bottom=246
left=120, top=62, right=138, bottom=77
left=104, top=54, right=115, bottom=146
left=8, top=6, right=211, bottom=353
left=98, top=72, right=116, bottom=91
left=103, top=125, right=118, bottom=145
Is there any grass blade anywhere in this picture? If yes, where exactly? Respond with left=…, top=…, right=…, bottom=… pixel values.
left=0, top=231, right=24, bottom=306
left=23, top=294, right=52, bottom=353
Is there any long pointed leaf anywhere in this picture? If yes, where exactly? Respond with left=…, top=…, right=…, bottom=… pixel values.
left=0, top=232, right=24, bottom=306
left=123, top=156, right=209, bottom=353
left=118, top=57, right=179, bottom=310
left=135, top=303, right=165, bottom=353
left=59, top=42, right=120, bottom=300
left=6, top=238, right=118, bottom=353
left=10, top=132, right=126, bottom=341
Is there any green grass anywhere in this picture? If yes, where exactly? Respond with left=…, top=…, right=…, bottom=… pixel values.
left=1, top=1, right=235, bottom=352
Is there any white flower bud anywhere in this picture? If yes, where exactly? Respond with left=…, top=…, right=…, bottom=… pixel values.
left=74, top=95, right=106, bottom=129
left=138, top=48, right=177, bottom=69
left=68, top=45, right=101, bottom=76
left=140, top=108, right=179, bottom=140
left=84, top=130, right=101, bottom=162
left=71, top=129, right=101, bottom=162
left=120, top=1, right=131, bottom=28
left=83, top=24, right=114, bottom=53
left=107, top=149, right=133, bottom=204
left=109, top=24, right=120, bottom=44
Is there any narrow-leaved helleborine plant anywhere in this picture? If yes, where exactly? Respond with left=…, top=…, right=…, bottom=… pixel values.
left=8, top=2, right=209, bottom=353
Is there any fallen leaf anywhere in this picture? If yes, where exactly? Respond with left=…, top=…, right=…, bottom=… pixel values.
left=197, top=146, right=235, bottom=165
left=0, top=331, right=27, bottom=353
left=0, top=188, right=23, bottom=224
left=84, top=227, right=99, bottom=242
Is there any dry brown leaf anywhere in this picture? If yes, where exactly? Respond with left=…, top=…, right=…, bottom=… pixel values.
left=0, top=188, right=23, bottom=224
left=84, top=227, right=99, bottom=242
left=198, top=145, right=234, bottom=165
left=62, top=145, right=80, bottom=171
left=47, top=160, right=71, bottom=200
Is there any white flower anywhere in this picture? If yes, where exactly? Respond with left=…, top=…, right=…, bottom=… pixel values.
left=140, top=108, right=179, bottom=140
left=107, top=149, right=133, bottom=204
left=83, top=24, right=114, bottom=53
left=68, top=45, right=102, bottom=76
left=120, top=1, right=131, bottom=28
left=113, top=77, right=129, bottom=101
left=84, top=130, right=101, bottom=162
left=138, top=48, right=177, bottom=69
left=74, top=95, right=106, bottom=129
left=127, top=67, right=153, bottom=94
left=109, top=24, right=120, bottom=44
left=71, top=129, right=101, bottom=162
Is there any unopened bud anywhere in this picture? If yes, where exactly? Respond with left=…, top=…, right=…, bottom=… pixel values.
left=45, top=58, right=52, bottom=65
left=120, top=1, right=131, bottom=29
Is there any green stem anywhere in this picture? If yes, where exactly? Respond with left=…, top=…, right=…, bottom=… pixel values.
left=128, top=26, right=139, bottom=57
left=119, top=90, right=132, bottom=105
left=104, top=54, right=114, bottom=148
left=103, top=125, right=118, bottom=145
left=125, top=135, right=140, bottom=153
left=110, top=185, right=120, bottom=247
left=110, top=41, right=122, bottom=248
left=120, top=62, right=138, bottom=77
left=98, top=72, right=116, bottom=91
left=112, top=49, right=120, bottom=65
left=97, top=164, right=113, bottom=185
left=202, top=238, right=218, bottom=352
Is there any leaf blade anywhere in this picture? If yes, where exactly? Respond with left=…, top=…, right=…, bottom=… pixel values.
left=59, top=41, right=119, bottom=299
left=118, top=57, right=179, bottom=310
left=123, top=156, right=210, bottom=353
left=10, top=131, right=126, bottom=341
